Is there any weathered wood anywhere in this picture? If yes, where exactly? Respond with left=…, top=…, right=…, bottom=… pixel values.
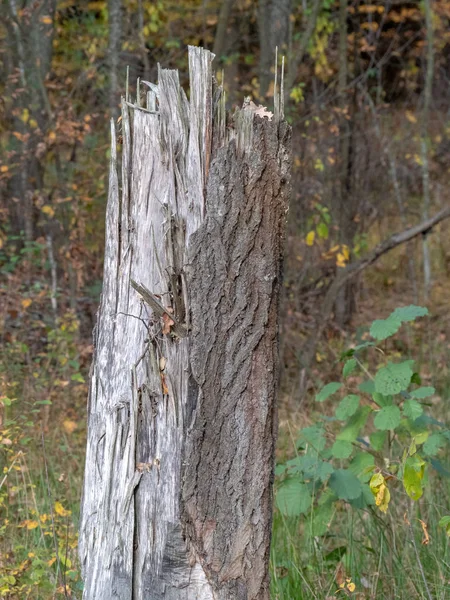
left=79, top=46, right=290, bottom=599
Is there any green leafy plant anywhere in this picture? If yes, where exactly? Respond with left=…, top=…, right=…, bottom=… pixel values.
left=275, top=305, right=450, bottom=527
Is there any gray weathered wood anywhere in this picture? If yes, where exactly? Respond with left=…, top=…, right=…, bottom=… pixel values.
left=79, top=46, right=290, bottom=600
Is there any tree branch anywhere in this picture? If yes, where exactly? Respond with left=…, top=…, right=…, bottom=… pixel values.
left=300, top=206, right=450, bottom=374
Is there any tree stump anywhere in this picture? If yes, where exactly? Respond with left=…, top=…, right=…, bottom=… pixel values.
left=79, top=46, right=290, bottom=600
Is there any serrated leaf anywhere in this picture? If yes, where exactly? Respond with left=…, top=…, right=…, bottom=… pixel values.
left=297, top=425, right=326, bottom=453
left=337, top=406, right=372, bottom=442
left=329, top=469, right=363, bottom=500
left=349, top=451, right=375, bottom=482
left=343, top=358, right=357, bottom=378
left=316, top=382, right=342, bottom=402
left=403, top=399, right=423, bottom=421
left=276, top=479, right=312, bottom=516
left=375, top=361, right=413, bottom=395
left=331, top=440, right=353, bottom=459
left=374, top=405, right=401, bottom=430
left=370, top=430, right=386, bottom=451
left=335, top=395, right=360, bottom=420
left=370, top=316, right=401, bottom=341
left=410, top=386, right=435, bottom=399
left=391, top=305, right=428, bottom=323
left=349, top=483, right=375, bottom=509
left=403, top=454, right=425, bottom=500
left=423, top=433, right=445, bottom=456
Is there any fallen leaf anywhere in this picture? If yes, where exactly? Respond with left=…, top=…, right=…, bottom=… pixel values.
left=62, top=419, right=77, bottom=434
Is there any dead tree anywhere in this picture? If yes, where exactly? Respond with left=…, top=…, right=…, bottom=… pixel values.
left=79, top=46, right=290, bottom=599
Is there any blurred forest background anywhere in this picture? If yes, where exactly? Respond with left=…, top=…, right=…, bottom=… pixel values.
left=1, top=0, right=450, bottom=598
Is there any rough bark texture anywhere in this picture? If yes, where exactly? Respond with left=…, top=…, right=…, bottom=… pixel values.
left=79, top=46, right=290, bottom=600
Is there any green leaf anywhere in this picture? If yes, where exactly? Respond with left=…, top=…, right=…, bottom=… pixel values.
left=311, top=501, right=334, bottom=536
left=375, top=361, right=414, bottom=395
left=290, top=455, right=334, bottom=481
left=391, top=305, right=428, bottom=323
left=410, top=386, right=435, bottom=399
left=316, top=382, right=342, bottom=402
left=370, top=430, right=386, bottom=451
left=374, top=405, right=401, bottom=430
left=349, top=452, right=375, bottom=482
left=297, top=425, right=326, bottom=453
left=275, top=464, right=287, bottom=476
left=372, top=392, right=393, bottom=408
left=276, top=479, right=312, bottom=517
left=71, top=372, right=85, bottom=383
left=342, top=358, right=357, bottom=378
left=335, top=395, right=360, bottom=420
left=438, top=516, right=450, bottom=536
left=329, top=469, right=363, bottom=500
left=403, top=455, right=425, bottom=500
left=337, top=406, right=372, bottom=442
left=370, top=316, right=401, bottom=341
left=317, top=222, right=329, bottom=239
left=423, top=433, right=446, bottom=456
left=348, top=483, right=376, bottom=509
left=403, top=399, right=423, bottom=421
left=359, top=380, right=375, bottom=394
left=331, top=440, right=353, bottom=459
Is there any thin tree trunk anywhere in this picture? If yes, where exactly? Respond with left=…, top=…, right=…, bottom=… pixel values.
left=421, top=0, right=434, bottom=300
left=259, top=0, right=291, bottom=97
left=334, top=0, right=357, bottom=327
left=108, top=0, right=122, bottom=118
left=285, top=0, right=322, bottom=101
left=213, top=0, right=235, bottom=60
left=79, top=47, right=291, bottom=599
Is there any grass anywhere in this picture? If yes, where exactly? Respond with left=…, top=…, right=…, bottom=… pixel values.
left=270, top=433, right=450, bottom=600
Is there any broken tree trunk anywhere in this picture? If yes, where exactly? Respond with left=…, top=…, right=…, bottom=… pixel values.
left=79, top=46, right=290, bottom=600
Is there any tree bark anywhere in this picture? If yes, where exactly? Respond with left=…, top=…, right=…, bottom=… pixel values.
left=79, top=46, right=290, bottom=599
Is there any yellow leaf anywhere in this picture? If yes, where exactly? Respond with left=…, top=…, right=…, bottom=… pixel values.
left=341, top=245, right=350, bottom=261
left=26, top=520, right=39, bottom=530
left=406, top=110, right=417, bottom=124
left=306, top=231, right=315, bottom=246
left=41, top=205, right=55, bottom=218
left=336, top=253, right=346, bottom=268
left=48, top=131, right=56, bottom=141
left=29, top=118, right=38, bottom=129
left=40, top=15, right=53, bottom=24
left=21, top=298, right=32, bottom=309
left=0, top=165, right=9, bottom=173
left=54, top=501, right=71, bottom=517
left=347, top=582, right=356, bottom=592
left=370, top=473, right=391, bottom=513
left=21, top=108, right=29, bottom=124
left=62, top=419, right=77, bottom=434
left=48, top=557, right=56, bottom=567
